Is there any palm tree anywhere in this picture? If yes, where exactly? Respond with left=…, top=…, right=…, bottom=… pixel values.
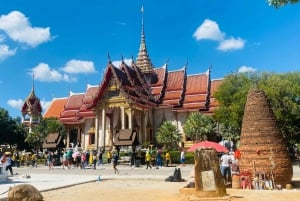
left=156, top=121, right=182, bottom=150
left=183, top=112, right=216, bottom=142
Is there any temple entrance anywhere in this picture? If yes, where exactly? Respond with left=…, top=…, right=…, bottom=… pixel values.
left=69, top=128, right=79, bottom=148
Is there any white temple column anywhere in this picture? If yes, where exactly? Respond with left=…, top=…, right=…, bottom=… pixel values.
left=101, top=107, right=106, bottom=148
left=95, top=110, right=99, bottom=149
left=127, top=108, right=132, bottom=129
left=121, top=106, right=125, bottom=129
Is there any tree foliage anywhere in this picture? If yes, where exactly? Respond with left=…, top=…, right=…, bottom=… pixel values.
left=268, top=0, right=299, bottom=8
left=214, top=72, right=300, bottom=146
left=0, top=108, right=27, bottom=150
left=25, top=117, right=66, bottom=148
left=183, top=112, right=216, bottom=142
left=156, top=121, right=182, bottom=150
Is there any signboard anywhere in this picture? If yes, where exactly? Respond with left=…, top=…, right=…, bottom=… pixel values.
left=201, top=170, right=217, bottom=191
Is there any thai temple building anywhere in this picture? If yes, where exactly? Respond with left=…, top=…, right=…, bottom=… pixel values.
left=21, top=76, right=42, bottom=133
left=43, top=11, right=223, bottom=151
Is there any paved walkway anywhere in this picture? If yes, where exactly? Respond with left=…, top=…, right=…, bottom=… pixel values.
left=0, top=164, right=192, bottom=199
left=1, top=164, right=300, bottom=200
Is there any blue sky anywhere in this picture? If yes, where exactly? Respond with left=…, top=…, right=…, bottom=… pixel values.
left=0, top=0, right=300, bottom=118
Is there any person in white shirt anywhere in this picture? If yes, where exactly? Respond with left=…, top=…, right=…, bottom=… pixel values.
left=180, top=150, right=185, bottom=166
left=5, top=154, right=14, bottom=176
left=220, top=152, right=231, bottom=184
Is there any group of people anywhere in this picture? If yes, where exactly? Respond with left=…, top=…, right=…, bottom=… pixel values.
left=220, top=149, right=240, bottom=185
left=145, top=150, right=174, bottom=169
left=57, top=149, right=120, bottom=174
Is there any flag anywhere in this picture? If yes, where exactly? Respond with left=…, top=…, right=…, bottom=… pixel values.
left=141, top=5, right=144, bottom=13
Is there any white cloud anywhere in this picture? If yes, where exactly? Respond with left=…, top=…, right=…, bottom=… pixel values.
left=112, top=58, right=133, bottom=67
left=30, top=63, right=76, bottom=82
left=193, top=19, right=245, bottom=52
left=217, top=37, right=245, bottom=51
left=61, top=59, right=96, bottom=74
left=0, top=44, right=16, bottom=60
left=0, top=11, right=51, bottom=47
left=7, top=98, right=23, bottom=110
left=237, top=65, right=256, bottom=73
left=193, top=19, right=224, bottom=41
left=40, top=99, right=52, bottom=112
left=7, top=98, right=51, bottom=113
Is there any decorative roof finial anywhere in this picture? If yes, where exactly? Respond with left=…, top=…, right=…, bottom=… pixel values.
left=185, top=58, right=189, bottom=70
left=141, top=5, right=144, bottom=31
left=32, top=73, right=35, bottom=94
left=107, top=52, right=111, bottom=63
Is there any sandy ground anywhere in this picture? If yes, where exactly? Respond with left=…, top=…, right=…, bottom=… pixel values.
left=42, top=179, right=300, bottom=201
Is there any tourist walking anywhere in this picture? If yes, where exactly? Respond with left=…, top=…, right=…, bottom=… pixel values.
left=112, top=152, right=119, bottom=174
left=180, top=149, right=185, bottom=166
left=106, top=151, right=112, bottom=164
left=156, top=151, right=162, bottom=169
left=165, top=151, right=171, bottom=167
left=97, top=151, right=103, bottom=166
left=62, top=152, right=68, bottom=169
left=85, top=151, right=90, bottom=167
left=31, top=154, right=37, bottom=168
left=145, top=151, right=152, bottom=170
left=4, top=154, right=14, bottom=176
left=66, top=149, right=73, bottom=169
left=47, top=152, right=54, bottom=170
left=81, top=152, right=86, bottom=169
left=220, top=152, right=232, bottom=185
left=92, top=152, right=97, bottom=170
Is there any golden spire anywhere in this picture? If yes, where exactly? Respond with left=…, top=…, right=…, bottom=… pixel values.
left=136, top=5, right=153, bottom=74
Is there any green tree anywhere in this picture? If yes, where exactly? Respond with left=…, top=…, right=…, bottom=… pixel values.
left=25, top=117, right=66, bottom=149
left=0, top=108, right=27, bottom=150
left=268, top=0, right=299, bottom=8
left=214, top=73, right=254, bottom=143
left=214, top=72, right=300, bottom=147
left=183, top=112, right=216, bottom=142
left=156, top=121, right=182, bottom=150
left=260, top=73, right=300, bottom=145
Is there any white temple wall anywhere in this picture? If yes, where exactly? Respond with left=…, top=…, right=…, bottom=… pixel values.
left=164, top=108, right=177, bottom=125
left=97, top=115, right=111, bottom=150
left=153, top=108, right=164, bottom=133
left=177, top=112, right=188, bottom=138
left=134, top=110, right=142, bottom=144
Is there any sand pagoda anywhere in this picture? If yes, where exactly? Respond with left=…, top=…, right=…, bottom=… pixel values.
left=238, top=88, right=293, bottom=186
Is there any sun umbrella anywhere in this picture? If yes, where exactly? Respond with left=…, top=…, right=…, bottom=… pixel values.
left=187, top=141, right=228, bottom=153
left=72, top=151, right=80, bottom=158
